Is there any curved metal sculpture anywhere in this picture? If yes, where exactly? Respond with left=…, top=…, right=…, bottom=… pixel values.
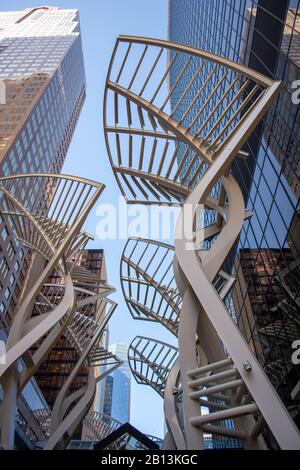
left=84, top=411, right=122, bottom=442
left=122, top=236, right=184, bottom=447
left=105, top=36, right=300, bottom=449
left=121, top=237, right=181, bottom=335
left=128, top=336, right=178, bottom=397
left=128, top=335, right=185, bottom=449
left=0, top=173, right=109, bottom=449
left=44, top=287, right=122, bottom=450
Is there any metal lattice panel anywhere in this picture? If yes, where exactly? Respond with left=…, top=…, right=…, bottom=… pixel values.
left=84, top=411, right=122, bottom=441
left=128, top=336, right=178, bottom=397
left=104, top=36, right=274, bottom=205
left=121, top=237, right=181, bottom=335
left=0, top=173, right=103, bottom=260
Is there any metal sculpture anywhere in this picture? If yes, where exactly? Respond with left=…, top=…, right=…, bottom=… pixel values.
left=128, top=335, right=184, bottom=449
left=0, top=173, right=121, bottom=449
left=121, top=237, right=180, bottom=335
left=121, top=236, right=184, bottom=447
left=44, top=287, right=122, bottom=450
left=105, top=36, right=300, bottom=449
left=84, top=411, right=122, bottom=442
left=128, top=336, right=178, bottom=397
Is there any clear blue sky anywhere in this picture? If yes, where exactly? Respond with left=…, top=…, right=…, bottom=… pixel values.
left=2, top=0, right=174, bottom=438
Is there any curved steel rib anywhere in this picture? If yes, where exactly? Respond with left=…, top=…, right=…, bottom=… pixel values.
left=105, top=36, right=300, bottom=450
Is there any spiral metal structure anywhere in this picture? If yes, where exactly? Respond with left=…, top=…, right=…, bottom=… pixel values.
left=121, top=236, right=184, bottom=447
left=121, top=237, right=180, bottom=335
left=0, top=173, right=121, bottom=449
left=104, top=36, right=300, bottom=449
left=44, top=285, right=122, bottom=450
left=128, top=336, right=178, bottom=397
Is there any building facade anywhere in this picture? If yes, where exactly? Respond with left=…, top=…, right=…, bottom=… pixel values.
left=0, top=6, right=86, bottom=331
left=169, top=0, right=300, bottom=431
left=101, top=343, right=131, bottom=424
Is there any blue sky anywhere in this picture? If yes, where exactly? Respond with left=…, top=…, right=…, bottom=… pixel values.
left=3, top=0, right=173, bottom=438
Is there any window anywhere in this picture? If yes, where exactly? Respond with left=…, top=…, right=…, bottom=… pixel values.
left=1, top=226, right=8, bottom=242
left=7, top=242, right=15, bottom=261
left=4, top=287, right=10, bottom=300
left=0, top=258, right=9, bottom=278
left=2, top=161, right=9, bottom=176
left=10, top=273, right=15, bottom=286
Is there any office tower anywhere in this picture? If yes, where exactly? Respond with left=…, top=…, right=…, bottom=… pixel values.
left=0, top=6, right=86, bottom=331
left=101, top=344, right=131, bottom=424
left=169, top=0, right=300, bottom=430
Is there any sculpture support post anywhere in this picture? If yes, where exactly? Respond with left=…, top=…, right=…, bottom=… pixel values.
left=1, top=367, right=18, bottom=449
left=105, top=36, right=300, bottom=449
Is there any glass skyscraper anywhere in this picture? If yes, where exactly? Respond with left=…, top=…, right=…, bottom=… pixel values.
left=101, top=343, right=131, bottom=424
left=169, top=0, right=300, bottom=432
left=0, top=6, right=86, bottom=333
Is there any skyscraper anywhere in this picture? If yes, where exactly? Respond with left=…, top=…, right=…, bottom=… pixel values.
left=0, top=6, right=86, bottom=331
left=169, top=0, right=300, bottom=430
left=101, top=343, right=131, bottom=424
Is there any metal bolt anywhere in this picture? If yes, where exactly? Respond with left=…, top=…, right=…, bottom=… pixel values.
left=243, top=360, right=252, bottom=372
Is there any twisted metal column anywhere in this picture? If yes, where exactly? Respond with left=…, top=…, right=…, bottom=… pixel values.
left=0, top=173, right=104, bottom=449
left=44, top=286, right=122, bottom=450
left=104, top=36, right=300, bottom=449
